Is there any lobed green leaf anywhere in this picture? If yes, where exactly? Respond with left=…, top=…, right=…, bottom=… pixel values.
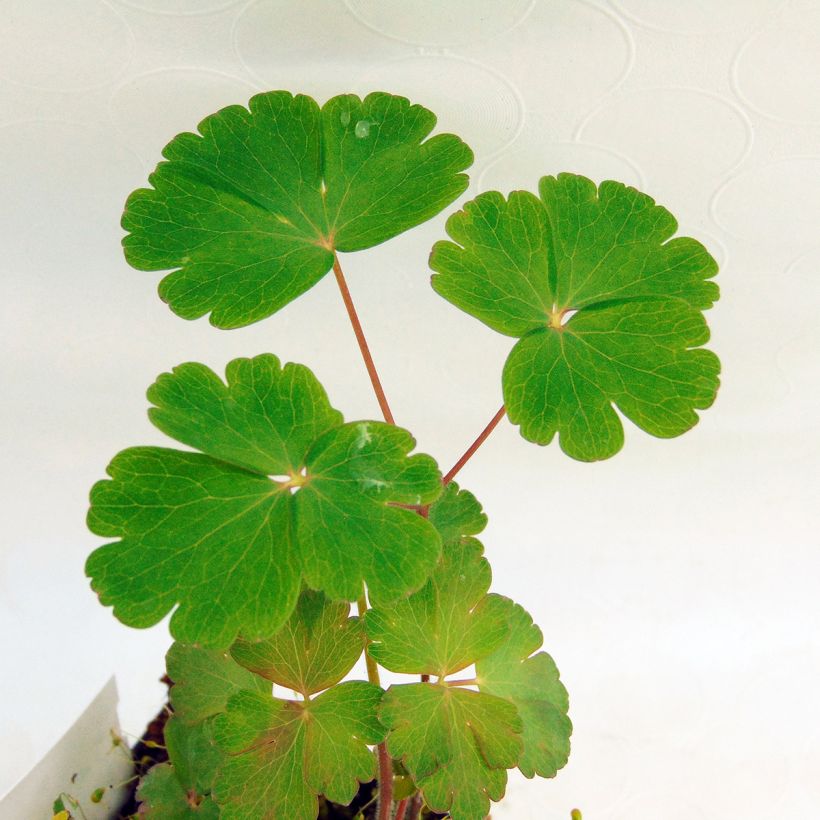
left=368, top=483, right=572, bottom=817
left=380, top=684, right=521, bottom=820
left=365, top=540, right=509, bottom=677
left=147, top=354, right=342, bottom=476
left=430, top=173, right=720, bottom=461
left=476, top=601, right=571, bottom=779
left=213, top=683, right=386, bottom=819
left=231, top=589, right=364, bottom=697
left=86, top=354, right=443, bottom=647
left=427, top=481, right=488, bottom=545
left=123, top=91, right=473, bottom=328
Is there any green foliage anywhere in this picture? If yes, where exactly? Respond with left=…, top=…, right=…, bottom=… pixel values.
left=147, top=353, right=342, bottom=475
left=476, top=601, right=571, bottom=778
left=213, top=683, right=386, bottom=820
left=431, top=173, right=721, bottom=460
left=365, top=486, right=571, bottom=820
left=167, top=643, right=270, bottom=725
left=138, top=644, right=262, bottom=816
left=426, top=481, right=488, bottom=544
left=148, top=596, right=376, bottom=818
left=380, top=684, right=521, bottom=820
left=231, top=589, right=365, bottom=697
left=88, top=85, right=724, bottom=819
left=122, top=91, right=472, bottom=328
left=136, top=718, right=221, bottom=818
left=365, top=539, right=508, bottom=677
left=86, top=354, right=442, bottom=648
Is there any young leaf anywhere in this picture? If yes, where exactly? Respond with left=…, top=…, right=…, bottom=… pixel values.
left=427, top=481, right=488, bottom=545
left=364, top=539, right=509, bottom=677
left=139, top=646, right=264, bottom=816
left=136, top=717, right=221, bottom=818
left=476, top=601, right=571, bottom=779
left=365, top=530, right=519, bottom=820
left=167, top=643, right=270, bottom=726
left=430, top=173, right=721, bottom=461
left=123, top=91, right=473, bottom=328
left=231, top=589, right=364, bottom=697
left=137, top=763, right=217, bottom=818
left=86, top=354, right=443, bottom=647
left=213, top=683, right=386, bottom=820
left=380, top=684, right=522, bottom=820
left=369, top=484, right=571, bottom=818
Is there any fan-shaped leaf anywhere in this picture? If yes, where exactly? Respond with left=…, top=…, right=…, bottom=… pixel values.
left=430, top=173, right=720, bottom=461
left=86, top=354, right=442, bottom=648
left=231, top=589, right=364, bottom=697
left=380, top=684, right=521, bottom=820
left=365, top=540, right=508, bottom=677
left=213, top=683, right=385, bottom=820
left=124, top=91, right=472, bottom=328
left=476, top=600, right=571, bottom=778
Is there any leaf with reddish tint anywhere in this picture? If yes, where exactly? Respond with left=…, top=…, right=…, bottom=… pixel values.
left=212, top=683, right=385, bottom=819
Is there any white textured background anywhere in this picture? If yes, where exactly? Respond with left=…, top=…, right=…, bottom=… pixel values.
left=1, top=1, right=819, bottom=817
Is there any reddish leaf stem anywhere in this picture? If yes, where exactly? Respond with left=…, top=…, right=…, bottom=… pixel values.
left=376, top=741, right=394, bottom=820
left=406, top=793, right=424, bottom=820
left=395, top=797, right=409, bottom=820
left=444, top=677, right=478, bottom=687
left=332, top=254, right=396, bottom=425
left=442, top=405, right=507, bottom=485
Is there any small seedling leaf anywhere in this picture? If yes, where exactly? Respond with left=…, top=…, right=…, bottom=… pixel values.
left=365, top=540, right=509, bottom=677
left=369, top=485, right=571, bottom=817
left=136, top=718, right=221, bottom=818
left=137, top=763, right=219, bottom=819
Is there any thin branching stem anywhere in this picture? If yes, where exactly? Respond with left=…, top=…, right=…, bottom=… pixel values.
left=442, top=405, right=506, bottom=485
left=332, top=254, right=396, bottom=424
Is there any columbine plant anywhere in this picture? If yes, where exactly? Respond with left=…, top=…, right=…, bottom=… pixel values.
left=85, top=91, right=720, bottom=820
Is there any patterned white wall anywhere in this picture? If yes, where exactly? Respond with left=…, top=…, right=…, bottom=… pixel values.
left=1, top=2, right=818, bottom=817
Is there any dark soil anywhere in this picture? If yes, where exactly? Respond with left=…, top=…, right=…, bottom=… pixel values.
left=116, top=676, right=172, bottom=818
left=116, top=674, right=444, bottom=819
